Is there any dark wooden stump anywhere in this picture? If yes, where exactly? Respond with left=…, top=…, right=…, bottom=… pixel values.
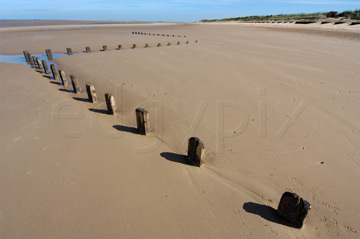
left=50, top=64, right=59, bottom=80
left=277, top=192, right=311, bottom=228
left=32, top=56, right=38, bottom=69
left=132, top=44, right=136, bottom=49
left=176, top=41, right=180, bottom=45
left=66, top=48, right=73, bottom=55
left=28, top=53, right=35, bottom=68
left=136, top=108, right=150, bottom=135
left=86, top=83, right=97, bottom=103
left=117, top=44, right=122, bottom=50
left=59, top=70, right=68, bottom=87
left=85, top=46, right=91, bottom=53
left=70, top=75, right=81, bottom=94
left=36, top=58, right=43, bottom=72
left=103, top=45, right=108, bottom=51
left=41, top=60, right=50, bottom=74
left=105, top=92, right=116, bottom=115
left=45, top=49, right=53, bottom=61
left=144, top=43, right=149, bottom=48
left=23, top=51, right=30, bottom=64
left=157, top=43, right=161, bottom=47
left=187, top=137, right=205, bottom=167
left=167, top=42, right=171, bottom=46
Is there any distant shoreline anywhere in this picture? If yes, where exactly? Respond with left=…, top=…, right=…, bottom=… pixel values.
left=0, top=20, right=155, bottom=28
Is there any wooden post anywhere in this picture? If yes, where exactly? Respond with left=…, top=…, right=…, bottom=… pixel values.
left=59, top=70, right=68, bottom=87
left=50, top=64, right=60, bottom=80
left=103, top=45, right=108, bottom=51
left=195, top=40, right=198, bottom=43
left=157, top=43, right=161, bottom=47
left=70, top=75, right=81, bottom=93
left=167, top=42, right=171, bottom=46
left=45, top=49, right=53, bottom=61
left=277, top=192, right=311, bottom=228
left=23, top=51, right=30, bottom=64
left=36, top=58, right=43, bottom=72
left=105, top=92, right=116, bottom=115
left=32, top=56, right=38, bottom=69
left=28, top=53, right=35, bottom=68
left=85, top=46, right=91, bottom=53
left=144, top=43, right=149, bottom=48
left=176, top=41, right=180, bottom=45
left=86, top=83, right=97, bottom=103
left=41, top=60, right=50, bottom=74
left=132, top=44, right=136, bottom=49
left=187, top=137, right=205, bottom=167
left=186, top=41, right=189, bottom=44
left=117, top=44, right=122, bottom=50
left=136, top=108, right=150, bottom=135
left=66, top=48, right=73, bottom=55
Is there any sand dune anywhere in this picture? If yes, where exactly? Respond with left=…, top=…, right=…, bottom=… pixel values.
left=0, top=22, right=359, bottom=238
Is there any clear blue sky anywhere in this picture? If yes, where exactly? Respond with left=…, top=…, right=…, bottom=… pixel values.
left=0, top=0, right=359, bottom=22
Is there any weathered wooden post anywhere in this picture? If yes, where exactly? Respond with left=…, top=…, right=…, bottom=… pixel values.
left=167, top=42, right=171, bottom=46
left=86, top=83, right=97, bottom=103
left=28, top=53, right=35, bottom=68
left=66, top=48, right=73, bottom=55
left=32, top=56, right=38, bottom=69
left=59, top=70, right=68, bottom=87
left=195, top=40, right=198, bottom=43
left=277, top=192, right=311, bottom=228
left=132, top=44, right=136, bottom=49
left=172, top=35, right=175, bottom=37
left=103, top=45, right=108, bottom=51
left=25, top=52, right=32, bottom=64
left=144, top=43, right=149, bottom=48
left=23, top=51, right=30, bottom=64
left=117, top=44, right=122, bottom=50
left=105, top=92, right=116, bottom=115
left=36, top=58, right=43, bottom=72
left=136, top=108, right=150, bottom=135
left=187, top=137, right=205, bottom=167
left=157, top=43, right=161, bottom=47
left=45, top=49, right=53, bottom=61
left=176, top=41, right=180, bottom=45
left=41, top=60, right=50, bottom=74
left=70, top=75, right=80, bottom=93
left=186, top=41, right=189, bottom=44
left=85, top=46, right=91, bottom=53
left=50, top=64, right=60, bottom=80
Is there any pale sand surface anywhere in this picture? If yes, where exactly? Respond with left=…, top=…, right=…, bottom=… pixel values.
left=0, top=22, right=360, bottom=238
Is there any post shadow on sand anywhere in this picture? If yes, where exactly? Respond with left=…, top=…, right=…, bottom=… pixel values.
left=113, top=125, right=138, bottom=134
left=243, top=202, right=293, bottom=227
left=43, top=75, right=53, bottom=79
left=89, top=108, right=109, bottom=115
left=49, top=81, right=61, bottom=85
left=73, top=97, right=89, bottom=102
left=58, top=88, right=71, bottom=92
left=160, top=152, right=195, bottom=166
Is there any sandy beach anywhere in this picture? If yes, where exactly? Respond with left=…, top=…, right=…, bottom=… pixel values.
left=0, top=21, right=359, bottom=238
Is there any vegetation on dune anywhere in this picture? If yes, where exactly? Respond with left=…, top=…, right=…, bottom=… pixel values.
left=200, top=10, right=360, bottom=22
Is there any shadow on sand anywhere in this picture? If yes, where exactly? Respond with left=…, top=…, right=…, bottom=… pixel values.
left=113, top=125, right=138, bottom=134
left=89, top=108, right=109, bottom=115
left=160, top=152, right=195, bottom=166
left=243, top=202, right=292, bottom=227
left=73, top=97, right=89, bottom=102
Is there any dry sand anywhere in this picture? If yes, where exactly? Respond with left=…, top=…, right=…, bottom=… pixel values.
left=0, top=21, right=360, bottom=238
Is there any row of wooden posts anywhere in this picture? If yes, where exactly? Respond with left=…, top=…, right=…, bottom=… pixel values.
left=23, top=49, right=311, bottom=227
left=23, top=49, right=206, bottom=168
left=36, top=41, right=197, bottom=59
left=132, top=32, right=187, bottom=38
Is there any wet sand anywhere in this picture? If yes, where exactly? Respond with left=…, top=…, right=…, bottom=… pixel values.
left=0, top=21, right=359, bottom=239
